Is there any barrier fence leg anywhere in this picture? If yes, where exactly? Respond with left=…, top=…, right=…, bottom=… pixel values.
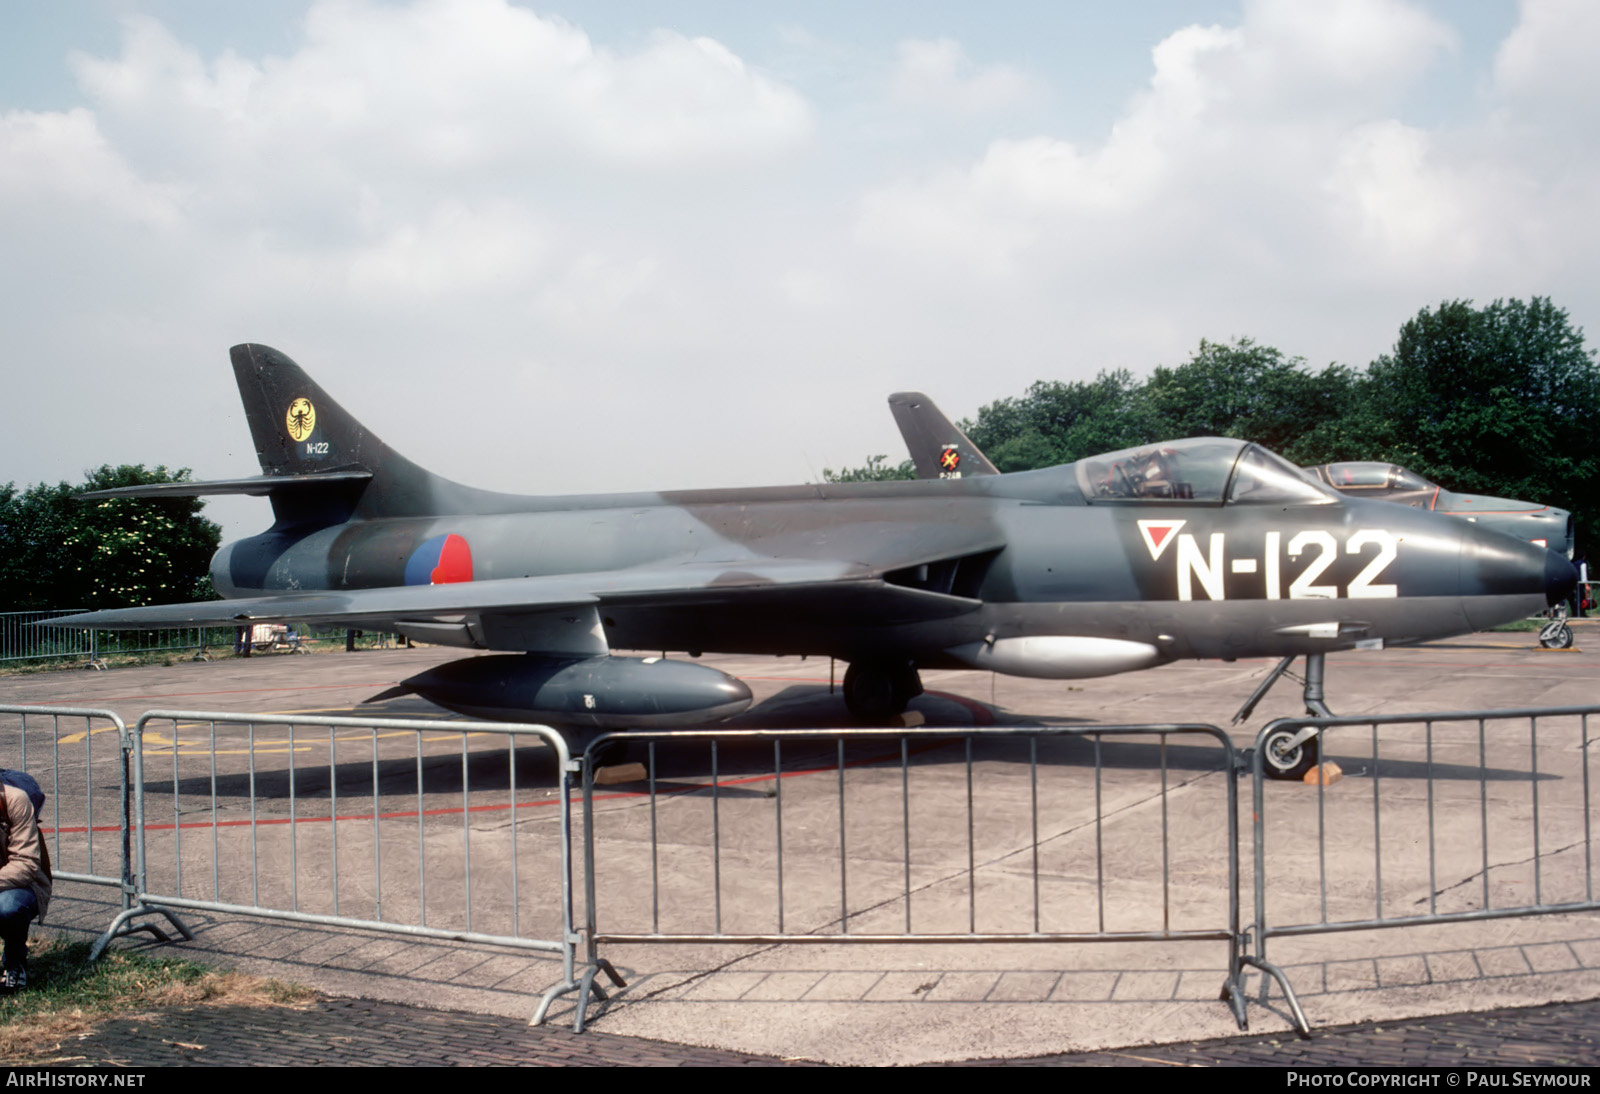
left=1241, top=748, right=1312, bottom=1036
left=89, top=904, right=195, bottom=962
left=91, top=722, right=194, bottom=962
left=1220, top=934, right=1250, bottom=1030
left=529, top=750, right=626, bottom=1031
left=1239, top=955, right=1311, bottom=1038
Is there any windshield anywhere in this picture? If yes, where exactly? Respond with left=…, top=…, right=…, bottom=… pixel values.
left=1227, top=446, right=1335, bottom=505
left=1077, top=438, right=1245, bottom=503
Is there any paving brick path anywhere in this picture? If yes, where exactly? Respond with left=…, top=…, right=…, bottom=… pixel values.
left=18, top=996, right=1600, bottom=1067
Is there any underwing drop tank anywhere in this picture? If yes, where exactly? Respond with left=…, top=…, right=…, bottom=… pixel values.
left=392, top=653, right=753, bottom=728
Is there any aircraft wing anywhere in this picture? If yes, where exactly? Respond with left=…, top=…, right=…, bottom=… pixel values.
left=47, top=556, right=984, bottom=631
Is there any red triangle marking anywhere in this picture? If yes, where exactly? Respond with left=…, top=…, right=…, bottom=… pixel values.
left=1137, top=519, right=1185, bottom=561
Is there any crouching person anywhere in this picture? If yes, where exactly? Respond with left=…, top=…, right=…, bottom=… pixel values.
left=0, top=775, right=52, bottom=993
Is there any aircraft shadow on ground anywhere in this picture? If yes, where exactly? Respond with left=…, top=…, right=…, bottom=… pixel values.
left=137, top=719, right=1549, bottom=805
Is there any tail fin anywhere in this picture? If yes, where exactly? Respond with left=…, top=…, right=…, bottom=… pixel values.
left=80, top=345, right=491, bottom=527
left=229, top=343, right=481, bottom=524
left=888, top=392, right=1000, bottom=479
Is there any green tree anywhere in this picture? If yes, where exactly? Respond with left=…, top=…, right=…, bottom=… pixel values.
left=826, top=300, right=1596, bottom=553
left=1351, top=297, right=1600, bottom=547
left=0, top=466, right=221, bottom=612
left=965, top=369, right=1155, bottom=471
left=821, top=454, right=915, bottom=483
left=1140, top=339, right=1356, bottom=465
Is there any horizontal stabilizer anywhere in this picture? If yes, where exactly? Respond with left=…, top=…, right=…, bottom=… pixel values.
left=78, top=471, right=374, bottom=500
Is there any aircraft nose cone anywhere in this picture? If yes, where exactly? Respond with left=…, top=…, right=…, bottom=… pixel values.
left=1546, top=548, right=1579, bottom=606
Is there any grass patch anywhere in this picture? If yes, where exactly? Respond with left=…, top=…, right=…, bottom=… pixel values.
left=0, top=936, right=311, bottom=1064
left=1487, top=619, right=1544, bottom=633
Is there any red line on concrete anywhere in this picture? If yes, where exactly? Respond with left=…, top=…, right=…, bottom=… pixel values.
left=41, top=734, right=974, bottom=833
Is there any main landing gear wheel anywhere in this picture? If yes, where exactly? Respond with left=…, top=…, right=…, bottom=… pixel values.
left=1262, top=725, right=1320, bottom=781
left=842, top=661, right=923, bottom=721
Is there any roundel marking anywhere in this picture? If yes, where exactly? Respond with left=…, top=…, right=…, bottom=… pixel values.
left=404, top=533, right=474, bottom=586
left=286, top=398, right=316, bottom=442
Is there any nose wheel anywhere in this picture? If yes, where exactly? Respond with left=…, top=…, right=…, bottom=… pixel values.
left=1540, top=606, right=1573, bottom=649
left=1260, top=724, right=1320, bottom=780
left=842, top=660, right=923, bottom=721
left=1233, top=651, right=1329, bottom=781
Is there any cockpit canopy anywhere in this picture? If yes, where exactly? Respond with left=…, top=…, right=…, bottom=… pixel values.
left=1307, top=461, right=1435, bottom=496
left=1077, top=438, right=1335, bottom=506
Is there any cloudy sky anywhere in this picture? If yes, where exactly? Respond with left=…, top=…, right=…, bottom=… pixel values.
left=4, top=1, right=1597, bottom=540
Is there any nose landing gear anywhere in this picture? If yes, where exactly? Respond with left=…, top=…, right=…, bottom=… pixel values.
left=1233, top=651, right=1329, bottom=780
left=1539, top=605, right=1574, bottom=649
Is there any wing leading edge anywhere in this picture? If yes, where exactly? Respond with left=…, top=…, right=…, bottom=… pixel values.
left=48, top=554, right=988, bottom=632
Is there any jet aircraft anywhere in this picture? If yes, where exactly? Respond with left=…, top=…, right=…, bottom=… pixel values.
left=891, top=393, right=1576, bottom=556
left=1303, top=462, right=1574, bottom=558
left=58, top=346, right=1575, bottom=778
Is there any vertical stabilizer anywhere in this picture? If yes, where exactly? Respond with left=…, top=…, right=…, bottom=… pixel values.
left=888, top=392, right=1000, bottom=480
left=230, top=344, right=483, bottom=523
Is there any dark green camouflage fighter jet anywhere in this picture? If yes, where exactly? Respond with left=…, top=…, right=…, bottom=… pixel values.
left=893, top=391, right=1577, bottom=558
left=60, top=346, right=1576, bottom=777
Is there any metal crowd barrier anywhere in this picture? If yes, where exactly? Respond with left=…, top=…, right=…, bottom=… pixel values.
left=578, top=725, right=1247, bottom=1031
left=1247, top=706, right=1600, bottom=1034
left=0, top=611, right=235, bottom=667
left=100, top=710, right=587, bottom=1024
left=0, top=705, right=133, bottom=901
left=0, top=611, right=91, bottom=664
left=93, top=627, right=237, bottom=662
left=14, top=699, right=1596, bottom=1037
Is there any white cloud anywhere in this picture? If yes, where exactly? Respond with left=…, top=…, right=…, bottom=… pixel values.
left=4, top=0, right=1600, bottom=542
left=1494, top=0, right=1600, bottom=107
left=1325, top=121, right=1481, bottom=273
left=890, top=38, right=1031, bottom=115
left=0, top=107, right=180, bottom=226
left=0, top=1, right=827, bottom=520
left=70, top=1, right=813, bottom=177
left=852, top=0, right=1592, bottom=339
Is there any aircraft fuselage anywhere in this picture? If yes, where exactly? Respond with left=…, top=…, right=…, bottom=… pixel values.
left=211, top=466, right=1560, bottom=668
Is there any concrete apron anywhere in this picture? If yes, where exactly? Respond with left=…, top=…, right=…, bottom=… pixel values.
left=13, top=634, right=1600, bottom=1065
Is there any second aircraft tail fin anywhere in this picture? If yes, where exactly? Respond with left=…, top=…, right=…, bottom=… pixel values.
left=888, top=392, right=1000, bottom=480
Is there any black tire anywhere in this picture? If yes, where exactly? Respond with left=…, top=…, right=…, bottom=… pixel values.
left=1540, top=624, right=1574, bottom=650
left=587, top=738, right=631, bottom=771
left=890, top=662, right=924, bottom=710
left=843, top=661, right=914, bottom=720
left=1262, top=726, right=1320, bottom=781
